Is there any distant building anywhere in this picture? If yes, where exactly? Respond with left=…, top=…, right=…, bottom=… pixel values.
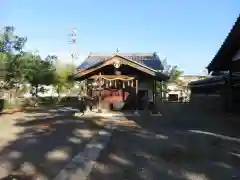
left=166, top=75, right=200, bottom=101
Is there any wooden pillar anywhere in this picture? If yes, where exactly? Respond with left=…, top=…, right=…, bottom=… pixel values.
left=153, top=80, right=160, bottom=113
left=122, top=81, right=125, bottom=101
left=152, top=79, right=156, bottom=112
left=97, top=72, right=102, bottom=113
left=160, top=81, right=163, bottom=101
left=135, top=78, right=138, bottom=111
left=153, top=80, right=156, bottom=105
left=86, top=79, right=89, bottom=96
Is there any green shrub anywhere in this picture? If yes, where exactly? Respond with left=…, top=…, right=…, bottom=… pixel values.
left=3, top=100, right=17, bottom=109
left=3, top=100, right=11, bottom=109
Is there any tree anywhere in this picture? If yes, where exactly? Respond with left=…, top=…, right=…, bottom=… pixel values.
left=159, top=58, right=184, bottom=97
left=0, top=53, right=8, bottom=81
left=0, top=26, right=27, bottom=53
left=0, top=26, right=28, bottom=102
left=198, top=69, right=209, bottom=80
left=23, top=53, right=55, bottom=97
left=198, top=76, right=208, bottom=80
left=53, top=59, right=76, bottom=98
left=0, top=25, right=79, bottom=101
left=0, top=26, right=27, bottom=89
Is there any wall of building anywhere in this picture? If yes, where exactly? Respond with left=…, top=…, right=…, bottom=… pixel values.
left=189, top=94, right=223, bottom=114
left=138, top=79, right=153, bottom=101
left=188, top=83, right=240, bottom=114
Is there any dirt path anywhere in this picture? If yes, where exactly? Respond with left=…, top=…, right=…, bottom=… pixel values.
left=87, top=104, right=240, bottom=180
left=0, top=107, right=105, bottom=180
left=0, top=112, right=31, bottom=150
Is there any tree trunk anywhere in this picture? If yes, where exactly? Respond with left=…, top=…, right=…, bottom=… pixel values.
left=57, top=86, right=61, bottom=101
left=35, top=85, right=38, bottom=97
left=57, top=86, right=60, bottom=97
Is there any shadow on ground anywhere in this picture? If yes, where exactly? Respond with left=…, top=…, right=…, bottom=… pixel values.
left=1, top=103, right=240, bottom=180
left=87, top=103, right=240, bottom=180
left=0, top=107, right=106, bottom=180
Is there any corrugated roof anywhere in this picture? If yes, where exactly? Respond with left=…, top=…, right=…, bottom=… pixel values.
left=77, top=52, right=163, bottom=71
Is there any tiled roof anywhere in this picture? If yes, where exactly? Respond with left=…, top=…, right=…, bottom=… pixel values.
left=77, top=52, right=163, bottom=71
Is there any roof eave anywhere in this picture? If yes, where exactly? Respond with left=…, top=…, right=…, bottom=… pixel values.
left=207, top=15, right=240, bottom=72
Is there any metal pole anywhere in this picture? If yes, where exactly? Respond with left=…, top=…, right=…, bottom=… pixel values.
left=69, top=27, right=78, bottom=74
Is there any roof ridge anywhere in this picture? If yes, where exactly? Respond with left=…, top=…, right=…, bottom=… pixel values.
left=89, top=52, right=155, bottom=56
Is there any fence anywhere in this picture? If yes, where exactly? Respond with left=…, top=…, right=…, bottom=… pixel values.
left=155, top=93, right=224, bottom=118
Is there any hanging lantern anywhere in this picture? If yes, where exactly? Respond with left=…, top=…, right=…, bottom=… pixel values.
left=128, top=81, right=130, bottom=86
left=123, top=82, right=125, bottom=88
left=110, top=80, right=112, bottom=87
left=131, top=80, right=134, bottom=87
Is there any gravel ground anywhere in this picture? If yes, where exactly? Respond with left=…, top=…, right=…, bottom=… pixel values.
left=87, top=103, right=240, bottom=180
left=0, top=107, right=105, bottom=180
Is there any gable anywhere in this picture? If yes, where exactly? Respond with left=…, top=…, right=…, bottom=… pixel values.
left=77, top=52, right=163, bottom=71
left=76, top=55, right=157, bottom=78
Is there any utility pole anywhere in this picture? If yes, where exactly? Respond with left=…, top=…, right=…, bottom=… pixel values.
left=69, top=27, right=78, bottom=74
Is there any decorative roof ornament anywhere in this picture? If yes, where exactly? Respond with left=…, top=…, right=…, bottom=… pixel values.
left=113, top=48, right=121, bottom=68
left=115, top=48, right=120, bottom=56
left=114, top=59, right=121, bottom=69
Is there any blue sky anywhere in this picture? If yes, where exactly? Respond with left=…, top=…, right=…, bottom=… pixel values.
left=1, top=0, right=240, bottom=75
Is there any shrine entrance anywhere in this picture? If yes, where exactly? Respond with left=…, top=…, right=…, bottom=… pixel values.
left=87, top=74, right=138, bottom=112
